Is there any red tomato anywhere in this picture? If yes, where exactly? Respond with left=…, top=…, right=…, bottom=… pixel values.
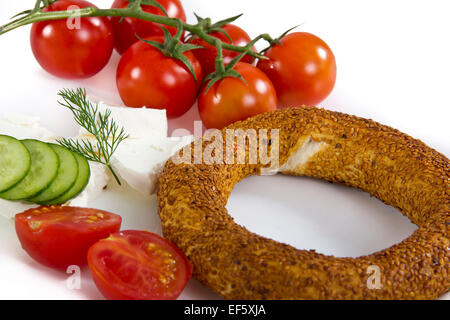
left=15, top=206, right=122, bottom=269
left=116, top=36, right=203, bottom=118
left=191, top=24, right=255, bottom=75
left=111, top=0, right=186, bottom=55
left=87, top=230, right=191, bottom=300
left=198, top=62, right=277, bottom=129
left=257, top=32, right=337, bottom=107
left=30, top=0, right=114, bottom=79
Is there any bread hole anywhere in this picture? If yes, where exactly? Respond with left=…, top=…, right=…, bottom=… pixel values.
left=227, top=174, right=417, bottom=258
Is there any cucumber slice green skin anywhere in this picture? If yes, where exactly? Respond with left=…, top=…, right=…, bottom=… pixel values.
left=0, top=135, right=31, bottom=193
left=0, top=139, right=59, bottom=201
left=43, top=152, right=91, bottom=206
left=29, top=144, right=79, bottom=204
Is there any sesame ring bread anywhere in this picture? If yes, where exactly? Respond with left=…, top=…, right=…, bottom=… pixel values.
left=157, top=107, right=449, bottom=300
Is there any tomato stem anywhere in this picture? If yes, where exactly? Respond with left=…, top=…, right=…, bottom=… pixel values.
left=214, top=40, right=226, bottom=74
left=0, top=2, right=269, bottom=60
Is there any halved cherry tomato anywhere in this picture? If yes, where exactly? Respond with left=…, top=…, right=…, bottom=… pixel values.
left=257, top=32, right=337, bottom=107
left=30, top=0, right=114, bottom=79
left=198, top=62, right=277, bottom=129
left=110, top=0, right=186, bottom=54
left=191, top=24, right=255, bottom=75
left=87, top=230, right=191, bottom=300
left=116, top=36, right=203, bottom=118
left=15, top=206, right=122, bottom=269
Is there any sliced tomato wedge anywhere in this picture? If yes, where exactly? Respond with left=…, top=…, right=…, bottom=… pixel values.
left=87, top=230, right=191, bottom=300
left=15, top=206, right=122, bottom=269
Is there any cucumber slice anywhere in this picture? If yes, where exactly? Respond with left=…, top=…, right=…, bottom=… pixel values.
left=0, top=139, right=59, bottom=200
left=0, top=135, right=31, bottom=193
left=29, top=144, right=79, bottom=204
left=43, top=152, right=91, bottom=205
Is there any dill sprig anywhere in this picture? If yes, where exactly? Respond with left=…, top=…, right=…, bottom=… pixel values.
left=56, top=88, right=129, bottom=185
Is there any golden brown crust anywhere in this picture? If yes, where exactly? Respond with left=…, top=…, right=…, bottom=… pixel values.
left=157, top=107, right=449, bottom=300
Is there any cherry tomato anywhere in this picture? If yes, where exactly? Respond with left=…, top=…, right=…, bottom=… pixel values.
left=87, top=230, right=191, bottom=300
left=191, top=24, right=255, bottom=75
left=257, top=32, right=337, bottom=107
left=111, top=0, right=186, bottom=55
left=198, top=62, right=277, bottom=129
left=15, top=206, right=122, bottom=269
left=116, top=36, right=203, bottom=118
left=30, top=0, right=114, bottom=79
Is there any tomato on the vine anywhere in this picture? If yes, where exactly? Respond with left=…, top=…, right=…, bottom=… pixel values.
left=110, top=0, right=186, bottom=55
left=198, top=62, right=277, bottom=129
left=30, top=0, right=114, bottom=79
left=15, top=206, right=122, bottom=269
left=191, top=24, right=255, bottom=75
left=88, top=230, right=191, bottom=300
left=116, top=36, right=203, bottom=118
left=257, top=32, right=337, bottom=107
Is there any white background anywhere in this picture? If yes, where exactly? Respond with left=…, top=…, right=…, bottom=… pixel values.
left=0, top=0, right=448, bottom=300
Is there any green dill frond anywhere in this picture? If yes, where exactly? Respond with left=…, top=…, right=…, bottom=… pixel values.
left=56, top=88, right=129, bottom=185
